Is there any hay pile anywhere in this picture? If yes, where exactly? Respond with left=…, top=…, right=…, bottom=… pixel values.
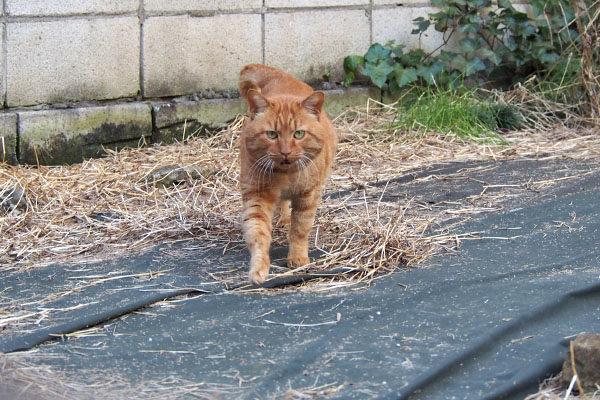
left=1, top=99, right=599, bottom=284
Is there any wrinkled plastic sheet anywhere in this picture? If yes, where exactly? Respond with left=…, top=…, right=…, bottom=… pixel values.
left=1, top=159, right=599, bottom=399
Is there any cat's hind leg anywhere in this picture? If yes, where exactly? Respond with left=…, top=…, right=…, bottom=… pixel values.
left=275, top=199, right=291, bottom=227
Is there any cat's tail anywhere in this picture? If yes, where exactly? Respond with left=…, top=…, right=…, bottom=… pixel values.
left=239, top=64, right=271, bottom=100
left=239, top=65, right=261, bottom=101
left=239, top=64, right=294, bottom=100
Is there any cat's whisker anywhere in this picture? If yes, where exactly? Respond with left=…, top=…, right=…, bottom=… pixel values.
left=295, top=157, right=309, bottom=187
left=302, top=154, right=318, bottom=176
left=250, top=155, right=273, bottom=187
left=258, top=160, right=269, bottom=187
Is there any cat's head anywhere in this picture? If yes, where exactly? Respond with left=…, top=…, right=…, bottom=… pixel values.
left=242, top=90, right=326, bottom=172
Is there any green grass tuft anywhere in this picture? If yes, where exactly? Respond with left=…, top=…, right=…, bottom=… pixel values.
left=394, top=87, right=521, bottom=143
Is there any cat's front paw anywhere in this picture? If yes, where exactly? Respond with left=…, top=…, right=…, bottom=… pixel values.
left=287, top=254, right=310, bottom=268
left=249, top=265, right=269, bottom=285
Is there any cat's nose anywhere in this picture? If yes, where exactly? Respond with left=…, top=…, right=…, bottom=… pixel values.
left=280, top=150, right=291, bottom=158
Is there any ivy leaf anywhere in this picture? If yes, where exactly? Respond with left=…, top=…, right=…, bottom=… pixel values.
left=364, top=43, right=392, bottom=64
left=438, top=50, right=459, bottom=70
left=362, top=60, right=394, bottom=88
left=514, top=21, right=536, bottom=37
left=343, top=72, right=355, bottom=88
left=467, top=0, right=492, bottom=7
left=538, top=52, right=558, bottom=64
left=430, top=10, right=450, bottom=32
left=443, top=6, right=462, bottom=18
left=481, top=48, right=502, bottom=66
left=465, top=57, right=486, bottom=76
left=385, top=41, right=405, bottom=58
left=399, top=48, right=426, bottom=68
left=450, top=54, right=468, bottom=73
left=391, top=45, right=405, bottom=58
left=412, top=17, right=431, bottom=34
left=394, top=65, right=419, bottom=87
left=459, top=38, right=479, bottom=53
left=388, top=77, right=401, bottom=94
left=487, top=21, right=505, bottom=37
left=505, top=36, right=518, bottom=51
left=497, top=0, right=513, bottom=9
left=459, top=14, right=482, bottom=33
left=417, top=63, right=444, bottom=85
left=344, top=55, right=364, bottom=72
left=459, top=22, right=479, bottom=33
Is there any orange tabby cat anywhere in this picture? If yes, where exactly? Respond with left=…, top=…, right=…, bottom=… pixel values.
left=238, top=64, right=337, bottom=284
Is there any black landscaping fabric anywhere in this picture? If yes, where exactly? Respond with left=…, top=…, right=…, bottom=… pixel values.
left=1, top=158, right=599, bottom=399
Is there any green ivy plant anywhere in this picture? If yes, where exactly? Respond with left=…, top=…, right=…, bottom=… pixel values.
left=343, top=0, right=583, bottom=93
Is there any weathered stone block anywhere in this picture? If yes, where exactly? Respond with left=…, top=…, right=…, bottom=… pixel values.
left=373, top=0, right=412, bottom=4
left=153, top=98, right=246, bottom=144
left=562, top=333, right=600, bottom=392
left=0, top=113, right=18, bottom=165
left=265, top=9, right=370, bottom=83
left=19, top=103, right=152, bottom=165
left=6, top=0, right=138, bottom=16
left=6, top=18, right=140, bottom=107
left=0, top=27, right=4, bottom=106
left=144, top=0, right=261, bottom=12
left=323, top=87, right=381, bottom=118
left=373, top=7, right=461, bottom=54
left=266, top=0, right=368, bottom=7
left=143, top=15, right=262, bottom=98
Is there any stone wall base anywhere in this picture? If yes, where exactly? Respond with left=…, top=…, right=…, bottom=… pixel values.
left=0, top=87, right=380, bottom=166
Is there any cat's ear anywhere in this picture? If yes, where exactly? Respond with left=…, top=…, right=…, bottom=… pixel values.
left=247, top=89, right=269, bottom=119
left=302, top=91, right=325, bottom=119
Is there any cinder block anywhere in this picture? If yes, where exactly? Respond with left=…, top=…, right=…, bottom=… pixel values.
left=373, top=0, right=410, bottom=4
left=0, top=27, right=4, bottom=106
left=265, top=9, right=370, bottom=83
left=266, top=0, right=367, bottom=7
left=7, top=17, right=140, bottom=107
left=373, top=7, right=461, bottom=54
left=153, top=98, right=247, bottom=144
left=143, top=15, right=262, bottom=98
left=0, top=113, right=18, bottom=165
left=19, top=103, right=152, bottom=165
left=6, top=0, right=138, bottom=16
left=144, top=0, right=261, bottom=12
left=374, top=0, right=431, bottom=5
left=323, top=87, right=381, bottom=118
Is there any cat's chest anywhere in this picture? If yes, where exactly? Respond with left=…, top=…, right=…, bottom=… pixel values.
left=276, top=172, right=315, bottom=200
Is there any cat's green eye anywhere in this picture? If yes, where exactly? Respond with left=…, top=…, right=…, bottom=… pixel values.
left=294, top=130, right=305, bottom=139
left=266, top=131, right=278, bottom=139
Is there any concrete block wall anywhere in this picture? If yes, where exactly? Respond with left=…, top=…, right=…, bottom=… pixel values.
left=0, top=0, right=449, bottom=165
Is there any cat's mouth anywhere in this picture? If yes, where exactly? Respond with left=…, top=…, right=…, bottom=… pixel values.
left=276, top=158, right=297, bottom=169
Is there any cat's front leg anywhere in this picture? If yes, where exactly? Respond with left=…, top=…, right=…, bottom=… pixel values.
left=288, top=190, right=320, bottom=268
left=242, top=192, right=276, bottom=284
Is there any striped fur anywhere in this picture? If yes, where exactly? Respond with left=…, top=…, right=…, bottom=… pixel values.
left=239, top=64, right=338, bottom=284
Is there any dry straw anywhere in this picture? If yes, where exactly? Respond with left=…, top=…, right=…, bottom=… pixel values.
left=1, top=95, right=599, bottom=285
left=1, top=353, right=245, bottom=400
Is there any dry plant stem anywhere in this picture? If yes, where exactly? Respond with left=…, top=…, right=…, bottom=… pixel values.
left=570, top=340, right=589, bottom=399
left=572, top=0, right=600, bottom=120
left=1, top=99, right=599, bottom=288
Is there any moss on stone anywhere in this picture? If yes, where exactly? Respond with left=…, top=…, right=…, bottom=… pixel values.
left=19, top=103, right=152, bottom=165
